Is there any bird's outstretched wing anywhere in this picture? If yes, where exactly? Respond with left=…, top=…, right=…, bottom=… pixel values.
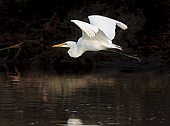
left=88, top=15, right=128, bottom=40
left=71, top=20, right=99, bottom=38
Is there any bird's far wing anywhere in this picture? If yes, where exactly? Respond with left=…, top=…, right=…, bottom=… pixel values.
left=71, top=20, right=99, bottom=38
left=88, top=15, right=127, bottom=40
left=115, top=20, right=128, bottom=30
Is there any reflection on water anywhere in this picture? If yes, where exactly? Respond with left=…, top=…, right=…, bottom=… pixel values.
left=0, top=65, right=170, bottom=126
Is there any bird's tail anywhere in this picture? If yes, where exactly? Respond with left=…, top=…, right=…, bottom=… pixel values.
left=112, top=44, right=122, bottom=50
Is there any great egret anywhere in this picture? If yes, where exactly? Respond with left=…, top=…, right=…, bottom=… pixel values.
left=52, top=15, right=140, bottom=61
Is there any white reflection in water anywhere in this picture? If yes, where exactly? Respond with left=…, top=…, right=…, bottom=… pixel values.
left=66, top=118, right=83, bottom=125
left=64, top=118, right=100, bottom=126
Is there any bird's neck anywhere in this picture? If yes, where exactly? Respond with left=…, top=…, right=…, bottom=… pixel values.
left=68, top=44, right=84, bottom=58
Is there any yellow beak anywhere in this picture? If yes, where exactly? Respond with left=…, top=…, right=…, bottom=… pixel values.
left=52, top=43, right=64, bottom=47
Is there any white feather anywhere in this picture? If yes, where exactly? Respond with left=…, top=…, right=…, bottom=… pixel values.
left=71, top=20, right=98, bottom=38
left=88, top=15, right=127, bottom=40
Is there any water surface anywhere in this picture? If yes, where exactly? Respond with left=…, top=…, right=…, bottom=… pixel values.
left=0, top=63, right=170, bottom=126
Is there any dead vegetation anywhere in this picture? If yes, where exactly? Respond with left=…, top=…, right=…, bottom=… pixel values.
left=0, top=0, right=170, bottom=63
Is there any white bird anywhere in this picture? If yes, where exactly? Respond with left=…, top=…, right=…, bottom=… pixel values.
left=52, top=15, right=140, bottom=61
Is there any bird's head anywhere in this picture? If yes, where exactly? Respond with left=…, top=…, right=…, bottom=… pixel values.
left=52, top=41, right=81, bottom=58
left=52, top=41, right=76, bottom=48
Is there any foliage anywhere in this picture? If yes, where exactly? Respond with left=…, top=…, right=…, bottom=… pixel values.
left=0, top=0, right=169, bottom=63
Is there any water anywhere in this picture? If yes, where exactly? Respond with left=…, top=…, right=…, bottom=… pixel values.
left=0, top=63, right=170, bottom=126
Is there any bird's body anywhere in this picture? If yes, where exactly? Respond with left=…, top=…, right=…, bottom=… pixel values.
left=52, top=15, right=127, bottom=58
left=52, top=15, right=141, bottom=61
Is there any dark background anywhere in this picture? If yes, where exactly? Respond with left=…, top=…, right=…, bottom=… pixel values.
left=0, top=0, right=170, bottom=63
